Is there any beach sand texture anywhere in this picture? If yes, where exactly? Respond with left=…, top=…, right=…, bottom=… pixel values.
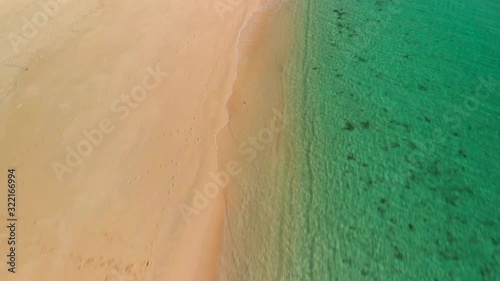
left=0, top=0, right=271, bottom=280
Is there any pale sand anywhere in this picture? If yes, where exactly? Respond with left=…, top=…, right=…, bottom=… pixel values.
left=0, top=0, right=268, bottom=280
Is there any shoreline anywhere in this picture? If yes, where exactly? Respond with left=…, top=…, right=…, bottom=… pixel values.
left=215, top=1, right=299, bottom=279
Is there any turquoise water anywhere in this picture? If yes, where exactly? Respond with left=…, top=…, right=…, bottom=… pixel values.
left=284, top=0, right=499, bottom=280
left=218, top=0, right=498, bottom=280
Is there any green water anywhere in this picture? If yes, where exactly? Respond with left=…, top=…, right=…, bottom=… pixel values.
left=282, top=0, right=499, bottom=280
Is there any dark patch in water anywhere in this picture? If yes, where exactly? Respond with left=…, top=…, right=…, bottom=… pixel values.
left=344, top=121, right=355, bottom=131
left=332, top=8, right=346, bottom=20
left=480, top=263, right=495, bottom=279
left=357, top=56, right=368, bottom=62
left=458, top=149, right=467, bottom=158
left=342, top=257, right=353, bottom=265
left=408, top=223, right=415, bottom=231
left=446, top=230, right=458, bottom=243
left=391, top=245, right=405, bottom=260
left=390, top=142, right=400, bottom=148
left=407, top=141, right=418, bottom=150
left=361, top=268, right=369, bottom=276
left=483, top=219, right=495, bottom=227
left=404, top=179, right=412, bottom=189
left=418, top=84, right=428, bottom=91
left=444, top=193, right=459, bottom=207
left=491, top=237, right=500, bottom=245
left=389, top=119, right=411, bottom=131
left=429, top=161, right=441, bottom=177
left=439, top=248, right=459, bottom=261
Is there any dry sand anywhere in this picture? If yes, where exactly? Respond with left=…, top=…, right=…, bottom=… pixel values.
left=0, top=0, right=269, bottom=280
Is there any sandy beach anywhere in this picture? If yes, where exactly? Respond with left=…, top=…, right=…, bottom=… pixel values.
left=3, top=0, right=498, bottom=280
left=0, top=0, right=269, bottom=280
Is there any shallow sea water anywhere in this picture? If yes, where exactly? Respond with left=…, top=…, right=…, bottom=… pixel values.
left=219, top=0, right=498, bottom=280
left=283, top=0, right=499, bottom=280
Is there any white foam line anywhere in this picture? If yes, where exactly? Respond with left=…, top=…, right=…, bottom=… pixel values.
left=214, top=0, right=283, bottom=164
